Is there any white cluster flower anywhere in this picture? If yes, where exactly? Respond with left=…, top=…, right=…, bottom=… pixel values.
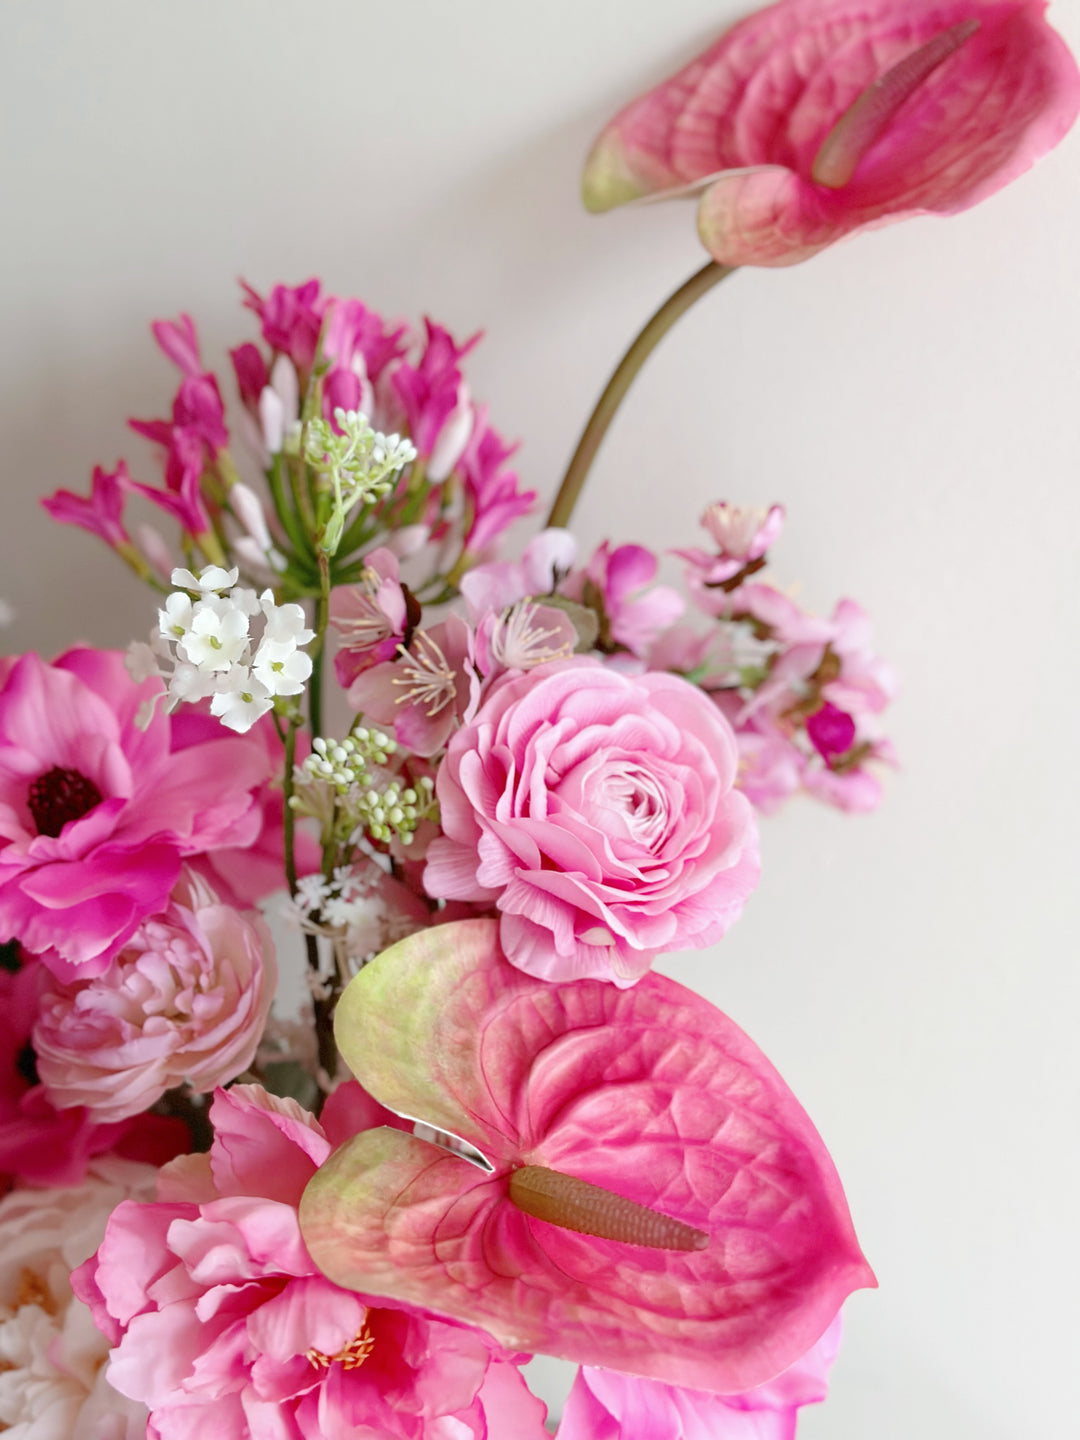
left=294, top=728, right=435, bottom=847
left=128, top=565, right=314, bottom=733
left=304, top=409, right=418, bottom=555
left=288, top=864, right=420, bottom=973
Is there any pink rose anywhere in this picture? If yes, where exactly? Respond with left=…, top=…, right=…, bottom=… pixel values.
left=34, top=886, right=277, bottom=1122
left=73, top=1085, right=548, bottom=1440
left=0, top=650, right=275, bottom=975
left=424, top=658, right=759, bottom=984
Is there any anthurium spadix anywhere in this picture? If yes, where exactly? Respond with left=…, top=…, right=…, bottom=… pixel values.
left=299, top=919, right=874, bottom=1392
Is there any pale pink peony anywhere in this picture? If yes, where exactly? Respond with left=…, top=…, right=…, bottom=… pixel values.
left=73, top=1084, right=548, bottom=1440
left=0, top=1155, right=159, bottom=1440
left=583, top=0, right=1080, bottom=266
left=558, top=1314, right=842, bottom=1439
left=0, top=950, right=190, bottom=1191
left=424, top=657, right=759, bottom=984
left=0, top=649, right=276, bottom=975
left=34, top=885, right=277, bottom=1122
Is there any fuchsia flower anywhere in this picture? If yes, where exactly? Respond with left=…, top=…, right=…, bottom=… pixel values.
left=558, top=1313, right=842, bottom=1439
left=34, top=884, right=277, bottom=1122
left=74, top=1083, right=549, bottom=1440
left=0, top=650, right=275, bottom=974
left=583, top=0, right=1080, bottom=266
left=299, top=920, right=874, bottom=1392
left=564, top=541, right=684, bottom=656
left=0, top=951, right=189, bottom=1191
left=425, top=657, right=758, bottom=984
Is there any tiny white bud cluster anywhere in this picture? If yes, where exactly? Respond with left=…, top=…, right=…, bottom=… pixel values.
left=294, top=727, right=435, bottom=846
left=128, top=565, right=314, bottom=733
left=304, top=410, right=418, bottom=555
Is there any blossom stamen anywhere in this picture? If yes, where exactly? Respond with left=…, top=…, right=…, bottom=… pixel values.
left=27, top=766, right=103, bottom=837
left=306, top=1324, right=375, bottom=1371
left=391, top=633, right=456, bottom=717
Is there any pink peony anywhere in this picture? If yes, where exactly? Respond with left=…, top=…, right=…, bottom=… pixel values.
left=73, top=1084, right=548, bottom=1440
left=0, top=649, right=275, bottom=975
left=0, top=951, right=189, bottom=1191
left=34, top=883, right=276, bottom=1122
left=424, top=657, right=759, bottom=984
left=582, top=0, right=1080, bottom=266
left=558, top=1314, right=842, bottom=1439
left=0, top=1155, right=159, bottom=1439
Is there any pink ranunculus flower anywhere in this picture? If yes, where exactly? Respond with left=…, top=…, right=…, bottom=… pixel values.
left=0, top=950, right=190, bottom=1192
left=0, top=649, right=275, bottom=976
left=72, top=1084, right=549, bottom=1440
left=33, top=884, right=277, bottom=1123
left=582, top=0, right=1080, bottom=266
left=424, top=657, right=759, bottom=984
left=0, top=1155, right=159, bottom=1439
left=564, top=541, right=684, bottom=657
left=558, top=1313, right=843, bottom=1439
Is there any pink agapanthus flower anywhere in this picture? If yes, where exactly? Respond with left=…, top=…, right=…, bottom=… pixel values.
left=73, top=1083, right=549, bottom=1440
left=582, top=0, right=1080, bottom=266
left=564, top=541, right=683, bottom=656
left=0, top=950, right=189, bottom=1192
left=458, top=407, right=539, bottom=554
left=41, top=463, right=133, bottom=553
left=558, top=1313, right=842, bottom=1439
left=34, top=884, right=277, bottom=1122
left=0, top=650, right=274, bottom=975
left=242, top=278, right=327, bottom=370
left=299, top=920, right=874, bottom=1393
left=425, top=658, right=759, bottom=984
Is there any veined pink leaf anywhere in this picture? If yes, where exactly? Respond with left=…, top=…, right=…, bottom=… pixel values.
left=300, top=919, right=874, bottom=1392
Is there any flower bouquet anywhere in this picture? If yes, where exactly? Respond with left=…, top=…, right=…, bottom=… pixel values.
left=2, top=1, right=1077, bottom=1435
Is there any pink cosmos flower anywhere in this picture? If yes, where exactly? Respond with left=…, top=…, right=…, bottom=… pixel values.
left=34, top=886, right=277, bottom=1122
left=0, top=650, right=275, bottom=975
left=0, top=1155, right=160, bottom=1439
left=564, top=541, right=684, bottom=656
left=347, top=613, right=479, bottom=758
left=41, top=464, right=132, bottom=552
left=299, top=920, right=874, bottom=1392
left=330, top=546, right=412, bottom=688
left=73, top=1084, right=549, bottom=1440
left=558, top=1313, right=842, bottom=1439
left=0, top=950, right=189, bottom=1192
left=424, top=657, right=759, bottom=985
left=583, top=0, right=1080, bottom=266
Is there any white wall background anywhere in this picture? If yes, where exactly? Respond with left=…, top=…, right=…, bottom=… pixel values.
left=3, top=1, right=1080, bottom=1434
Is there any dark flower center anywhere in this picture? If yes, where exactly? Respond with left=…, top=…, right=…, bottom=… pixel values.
left=27, top=766, right=103, bottom=837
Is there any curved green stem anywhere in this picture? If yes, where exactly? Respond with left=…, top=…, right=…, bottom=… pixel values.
left=546, top=260, right=736, bottom=529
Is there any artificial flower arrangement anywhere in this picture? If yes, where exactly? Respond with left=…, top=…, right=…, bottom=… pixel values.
left=2, top=1, right=1076, bottom=1436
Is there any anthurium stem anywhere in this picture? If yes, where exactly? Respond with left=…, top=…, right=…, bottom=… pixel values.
left=546, top=260, right=736, bottom=529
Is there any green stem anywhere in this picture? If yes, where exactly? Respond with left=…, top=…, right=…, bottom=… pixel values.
left=309, top=555, right=330, bottom=739
left=546, top=260, right=736, bottom=529
left=282, top=717, right=300, bottom=896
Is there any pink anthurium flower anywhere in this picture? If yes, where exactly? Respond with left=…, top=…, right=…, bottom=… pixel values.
left=582, top=0, right=1080, bottom=266
left=299, top=919, right=874, bottom=1394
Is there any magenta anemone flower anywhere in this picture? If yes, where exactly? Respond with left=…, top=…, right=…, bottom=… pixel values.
left=300, top=919, right=874, bottom=1394
left=583, top=0, right=1080, bottom=266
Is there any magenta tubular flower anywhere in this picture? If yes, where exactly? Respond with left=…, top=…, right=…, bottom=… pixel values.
left=0, top=650, right=274, bottom=975
left=583, top=0, right=1080, bottom=266
left=459, top=409, right=538, bottom=554
left=300, top=919, right=874, bottom=1393
left=242, top=277, right=327, bottom=369
left=73, top=1083, right=549, bottom=1440
left=391, top=319, right=480, bottom=469
left=41, top=464, right=132, bottom=551
left=558, top=1314, right=842, bottom=1439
